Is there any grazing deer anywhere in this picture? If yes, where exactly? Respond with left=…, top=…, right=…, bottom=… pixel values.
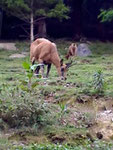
left=30, top=38, right=72, bottom=79
left=66, top=43, right=78, bottom=59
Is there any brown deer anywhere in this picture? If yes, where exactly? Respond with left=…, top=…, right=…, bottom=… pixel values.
left=30, top=38, right=72, bottom=79
left=66, top=43, right=78, bottom=59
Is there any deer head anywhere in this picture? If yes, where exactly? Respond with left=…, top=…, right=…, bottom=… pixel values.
left=60, top=59, right=73, bottom=80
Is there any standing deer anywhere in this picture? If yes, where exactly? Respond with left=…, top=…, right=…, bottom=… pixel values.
left=65, top=43, right=78, bottom=59
left=30, top=38, right=72, bottom=79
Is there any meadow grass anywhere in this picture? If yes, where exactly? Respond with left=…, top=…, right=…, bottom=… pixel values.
left=0, top=40, right=113, bottom=149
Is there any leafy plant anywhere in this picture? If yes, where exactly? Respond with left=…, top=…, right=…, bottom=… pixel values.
left=92, top=70, right=105, bottom=95
left=20, top=61, right=39, bottom=92
left=58, top=103, right=68, bottom=124
left=59, top=103, right=67, bottom=114
left=0, top=92, right=51, bottom=128
left=98, top=9, right=113, bottom=22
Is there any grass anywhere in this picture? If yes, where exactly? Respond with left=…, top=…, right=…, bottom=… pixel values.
left=0, top=39, right=113, bottom=149
left=0, top=135, right=13, bottom=150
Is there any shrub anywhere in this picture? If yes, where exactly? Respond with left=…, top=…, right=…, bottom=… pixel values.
left=0, top=97, right=50, bottom=128
left=92, top=70, right=105, bottom=95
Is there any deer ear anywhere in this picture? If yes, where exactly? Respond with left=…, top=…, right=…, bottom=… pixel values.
left=60, top=59, right=63, bottom=66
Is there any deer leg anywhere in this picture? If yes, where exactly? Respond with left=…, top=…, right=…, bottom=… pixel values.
left=46, top=64, right=51, bottom=78
left=35, top=66, right=40, bottom=77
left=38, top=58, right=45, bottom=78
left=39, top=64, right=44, bottom=78
left=31, top=57, right=35, bottom=65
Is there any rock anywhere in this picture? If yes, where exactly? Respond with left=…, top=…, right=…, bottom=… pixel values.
left=0, top=43, right=17, bottom=50
left=77, top=43, right=92, bottom=57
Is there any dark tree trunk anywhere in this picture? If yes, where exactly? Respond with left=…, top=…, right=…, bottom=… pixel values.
left=0, top=10, right=3, bottom=38
left=37, top=19, right=47, bottom=38
left=71, top=0, right=83, bottom=40
left=97, top=22, right=106, bottom=41
left=30, top=11, right=34, bottom=42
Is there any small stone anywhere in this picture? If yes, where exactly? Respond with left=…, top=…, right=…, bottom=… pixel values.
left=66, top=84, right=70, bottom=87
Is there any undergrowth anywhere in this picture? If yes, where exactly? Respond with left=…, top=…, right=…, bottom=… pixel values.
left=13, top=141, right=113, bottom=150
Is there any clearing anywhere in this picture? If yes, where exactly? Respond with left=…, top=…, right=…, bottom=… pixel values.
left=0, top=39, right=113, bottom=149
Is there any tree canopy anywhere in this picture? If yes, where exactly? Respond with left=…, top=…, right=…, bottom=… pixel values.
left=98, top=9, right=113, bottom=22
left=0, top=0, right=70, bottom=41
left=0, top=0, right=113, bottom=40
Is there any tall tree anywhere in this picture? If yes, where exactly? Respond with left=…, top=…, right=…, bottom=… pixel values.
left=0, top=0, right=69, bottom=42
left=65, top=0, right=110, bottom=40
left=65, top=0, right=83, bottom=40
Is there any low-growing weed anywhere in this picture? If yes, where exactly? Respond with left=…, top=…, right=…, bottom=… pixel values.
left=13, top=141, right=113, bottom=150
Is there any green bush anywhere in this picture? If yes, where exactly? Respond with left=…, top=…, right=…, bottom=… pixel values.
left=0, top=97, right=50, bottom=128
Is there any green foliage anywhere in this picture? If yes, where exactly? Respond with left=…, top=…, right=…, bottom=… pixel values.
left=58, top=103, right=67, bottom=122
left=1, top=100, right=50, bottom=128
left=48, top=2, right=70, bottom=21
left=0, top=0, right=70, bottom=41
left=0, top=0, right=69, bottom=21
left=22, top=61, right=30, bottom=70
left=20, top=61, right=39, bottom=92
left=93, top=70, right=105, bottom=94
left=0, top=85, right=51, bottom=129
left=98, top=9, right=113, bottom=22
left=1, top=40, right=113, bottom=149
left=13, top=141, right=113, bottom=150
left=0, top=0, right=30, bottom=21
left=0, top=61, right=52, bottom=129
left=0, top=137, right=12, bottom=150
left=22, top=61, right=33, bottom=80
left=59, top=103, right=67, bottom=113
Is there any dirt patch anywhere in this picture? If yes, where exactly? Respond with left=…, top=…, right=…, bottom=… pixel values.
left=0, top=43, right=17, bottom=50
left=51, top=136, right=65, bottom=144
left=80, top=59, right=92, bottom=64
left=9, top=52, right=28, bottom=58
left=93, top=110, right=113, bottom=140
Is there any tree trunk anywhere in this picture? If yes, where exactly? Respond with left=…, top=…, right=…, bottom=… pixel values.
left=70, top=0, right=83, bottom=41
left=37, top=19, right=46, bottom=38
left=0, top=10, right=3, bottom=38
left=30, top=0, right=34, bottom=42
left=30, top=11, right=34, bottom=42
